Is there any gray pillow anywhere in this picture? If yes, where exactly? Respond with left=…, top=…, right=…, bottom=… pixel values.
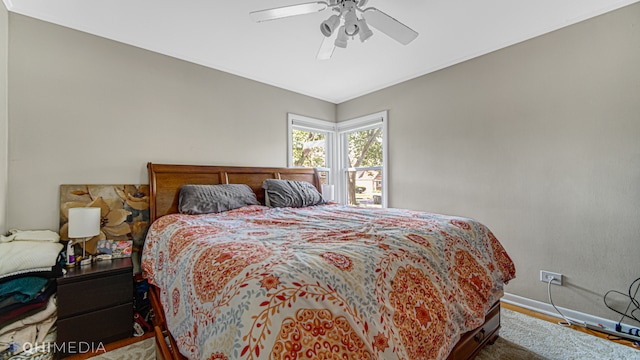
left=262, top=179, right=326, bottom=208
left=178, top=184, right=259, bottom=215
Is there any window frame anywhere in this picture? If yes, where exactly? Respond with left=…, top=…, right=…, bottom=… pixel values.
left=287, top=111, right=388, bottom=207
left=287, top=113, right=336, bottom=187
left=336, top=111, right=388, bottom=208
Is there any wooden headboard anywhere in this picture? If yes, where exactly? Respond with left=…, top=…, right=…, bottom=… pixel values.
left=147, top=163, right=321, bottom=222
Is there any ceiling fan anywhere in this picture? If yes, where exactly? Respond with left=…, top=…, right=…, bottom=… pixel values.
left=250, top=0, right=418, bottom=59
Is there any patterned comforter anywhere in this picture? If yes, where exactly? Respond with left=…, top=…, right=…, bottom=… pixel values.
left=142, top=204, right=515, bottom=360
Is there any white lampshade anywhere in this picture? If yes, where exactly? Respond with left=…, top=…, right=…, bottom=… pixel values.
left=322, top=184, right=334, bottom=201
left=68, top=207, right=101, bottom=239
left=343, top=9, right=359, bottom=36
left=358, top=18, right=373, bottom=43
left=320, top=14, right=341, bottom=37
left=334, top=26, right=348, bottom=48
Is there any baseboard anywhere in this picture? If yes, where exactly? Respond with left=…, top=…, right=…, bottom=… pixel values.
left=502, top=292, right=640, bottom=341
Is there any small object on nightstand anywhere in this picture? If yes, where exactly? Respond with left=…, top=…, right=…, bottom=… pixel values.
left=96, top=239, right=132, bottom=258
left=68, top=207, right=101, bottom=266
left=65, top=241, right=76, bottom=268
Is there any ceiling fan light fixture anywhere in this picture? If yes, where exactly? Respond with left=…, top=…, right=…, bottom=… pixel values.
left=320, top=14, right=341, bottom=37
left=334, top=26, right=348, bottom=48
left=343, top=9, right=360, bottom=36
left=358, top=18, right=373, bottom=42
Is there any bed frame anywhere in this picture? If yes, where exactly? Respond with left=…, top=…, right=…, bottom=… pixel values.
left=145, top=162, right=500, bottom=360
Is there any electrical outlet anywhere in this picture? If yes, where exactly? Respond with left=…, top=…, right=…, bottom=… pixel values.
left=540, top=270, right=563, bottom=285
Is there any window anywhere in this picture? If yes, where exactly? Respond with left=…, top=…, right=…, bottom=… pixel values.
left=288, top=111, right=387, bottom=207
left=337, top=112, right=387, bottom=208
left=288, top=114, right=335, bottom=187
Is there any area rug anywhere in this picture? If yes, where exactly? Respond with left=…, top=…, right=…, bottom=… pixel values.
left=91, top=337, right=155, bottom=360
left=89, top=308, right=639, bottom=360
left=476, top=308, right=639, bottom=360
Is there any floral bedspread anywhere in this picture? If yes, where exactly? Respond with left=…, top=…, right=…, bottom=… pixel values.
left=142, top=204, right=515, bottom=360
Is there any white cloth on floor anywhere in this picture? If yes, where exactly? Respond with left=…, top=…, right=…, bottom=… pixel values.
left=0, top=296, right=57, bottom=353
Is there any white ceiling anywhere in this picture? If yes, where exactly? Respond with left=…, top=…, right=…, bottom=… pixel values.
left=4, top=0, right=638, bottom=103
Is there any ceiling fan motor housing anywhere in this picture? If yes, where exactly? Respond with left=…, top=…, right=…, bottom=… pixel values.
left=331, top=0, right=369, bottom=6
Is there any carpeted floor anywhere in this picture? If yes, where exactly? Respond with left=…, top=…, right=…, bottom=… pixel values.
left=90, top=337, right=155, bottom=360
left=475, top=309, right=638, bottom=359
left=88, top=308, right=639, bottom=360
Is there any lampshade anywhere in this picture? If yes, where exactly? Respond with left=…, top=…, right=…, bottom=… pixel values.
left=358, top=18, right=373, bottom=42
left=320, top=14, right=340, bottom=37
left=68, top=207, right=101, bottom=239
left=343, top=9, right=359, bottom=36
left=335, top=26, right=348, bottom=48
left=322, top=184, right=334, bottom=201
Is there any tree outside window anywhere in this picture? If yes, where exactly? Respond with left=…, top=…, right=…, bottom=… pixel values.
left=344, top=127, right=383, bottom=207
left=292, top=129, right=326, bottom=168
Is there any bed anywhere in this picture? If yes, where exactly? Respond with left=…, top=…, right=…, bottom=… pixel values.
left=142, top=163, right=515, bottom=360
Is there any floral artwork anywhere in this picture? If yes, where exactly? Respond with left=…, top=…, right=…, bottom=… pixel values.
left=59, top=185, right=150, bottom=259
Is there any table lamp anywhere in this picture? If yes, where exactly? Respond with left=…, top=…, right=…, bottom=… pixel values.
left=322, top=184, right=334, bottom=201
left=68, top=207, right=101, bottom=266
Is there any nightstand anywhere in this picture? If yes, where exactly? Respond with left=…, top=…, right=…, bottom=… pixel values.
left=56, top=258, right=133, bottom=357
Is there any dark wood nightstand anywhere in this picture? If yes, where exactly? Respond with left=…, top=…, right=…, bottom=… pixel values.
left=56, top=258, right=133, bottom=357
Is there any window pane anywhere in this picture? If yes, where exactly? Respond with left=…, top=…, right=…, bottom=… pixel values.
left=348, top=128, right=382, bottom=167
left=292, top=129, right=326, bottom=168
left=345, top=126, right=383, bottom=207
left=346, top=170, right=382, bottom=208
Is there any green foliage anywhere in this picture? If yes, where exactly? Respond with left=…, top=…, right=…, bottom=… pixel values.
left=348, top=128, right=382, bottom=167
left=292, top=129, right=326, bottom=167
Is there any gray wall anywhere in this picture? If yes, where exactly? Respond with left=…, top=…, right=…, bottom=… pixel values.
left=338, top=3, right=640, bottom=323
left=0, top=2, right=8, bottom=234
left=6, top=13, right=335, bottom=231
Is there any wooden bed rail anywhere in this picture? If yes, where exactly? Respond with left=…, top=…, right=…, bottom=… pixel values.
left=149, top=285, right=185, bottom=360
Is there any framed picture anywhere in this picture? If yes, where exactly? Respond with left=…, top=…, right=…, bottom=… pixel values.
left=59, top=184, right=149, bottom=272
left=97, top=239, right=133, bottom=258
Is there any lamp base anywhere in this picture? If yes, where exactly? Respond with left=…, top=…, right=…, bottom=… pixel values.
left=79, top=256, right=92, bottom=266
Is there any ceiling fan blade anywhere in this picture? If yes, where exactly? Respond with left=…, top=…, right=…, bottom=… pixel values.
left=251, top=2, right=329, bottom=22
left=317, top=33, right=337, bottom=60
left=362, top=7, right=418, bottom=45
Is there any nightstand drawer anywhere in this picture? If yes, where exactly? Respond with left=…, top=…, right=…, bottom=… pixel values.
left=56, top=302, right=132, bottom=355
left=58, top=271, right=132, bottom=318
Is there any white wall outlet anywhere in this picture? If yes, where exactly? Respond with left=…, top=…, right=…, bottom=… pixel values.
left=540, top=270, right=563, bottom=285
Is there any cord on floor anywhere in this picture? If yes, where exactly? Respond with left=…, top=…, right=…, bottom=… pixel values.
left=546, top=275, right=586, bottom=328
